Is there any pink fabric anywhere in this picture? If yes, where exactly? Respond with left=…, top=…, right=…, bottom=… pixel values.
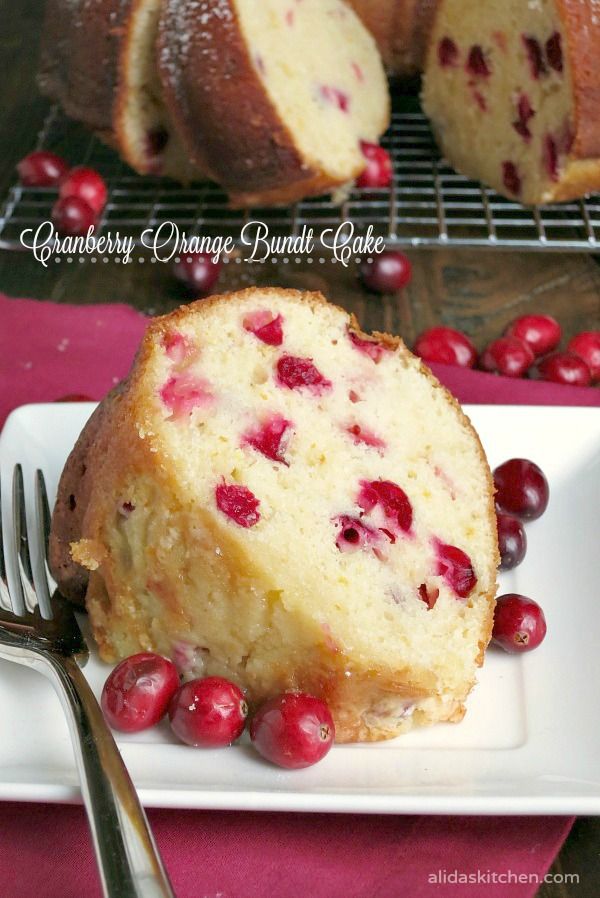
left=1, top=292, right=594, bottom=897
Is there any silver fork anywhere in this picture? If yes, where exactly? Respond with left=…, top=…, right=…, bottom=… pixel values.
left=0, top=465, right=176, bottom=898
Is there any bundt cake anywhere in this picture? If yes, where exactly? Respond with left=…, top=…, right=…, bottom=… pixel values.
left=346, top=0, right=439, bottom=78
left=50, top=287, right=498, bottom=743
left=157, top=0, right=390, bottom=206
left=38, top=0, right=200, bottom=181
left=422, top=0, right=600, bottom=204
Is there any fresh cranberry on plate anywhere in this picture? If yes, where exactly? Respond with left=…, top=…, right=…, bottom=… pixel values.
left=496, top=513, right=527, bottom=570
left=173, top=253, right=223, bottom=296
left=59, top=166, right=108, bottom=214
left=493, top=458, right=549, bottom=521
left=250, top=692, right=335, bottom=769
left=480, top=336, right=535, bottom=378
left=17, top=150, right=69, bottom=187
left=360, top=251, right=412, bottom=294
left=492, top=593, right=547, bottom=653
left=169, top=676, right=248, bottom=747
left=101, top=652, right=180, bottom=733
left=537, top=352, right=592, bottom=387
left=505, top=314, right=561, bottom=357
left=566, top=332, right=600, bottom=383
left=52, top=196, right=97, bottom=237
left=414, top=326, right=477, bottom=368
left=356, top=141, right=393, bottom=189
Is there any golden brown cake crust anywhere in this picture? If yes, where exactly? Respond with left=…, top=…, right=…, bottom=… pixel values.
left=346, top=0, right=439, bottom=76
left=559, top=0, right=600, bottom=160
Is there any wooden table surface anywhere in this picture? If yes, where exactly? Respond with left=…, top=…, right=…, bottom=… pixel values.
left=1, top=3, right=599, bottom=895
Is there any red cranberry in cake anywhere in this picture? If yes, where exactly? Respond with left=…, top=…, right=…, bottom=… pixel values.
left=173, top=254, right=222, bottom=296
left=494, top=458, right=549, bottom=521
left=543, top=135, right=559, bottom=181
left=501, top=162, right=522, bottom=197
left=414, top=326, right=477, bottom=368
left=523, top=35, right=547, bottom=79
left=360, top=251, right=412, bottom=293
left=356, top=141, right=392, bottom=189
left=492, top=594, right=547, bottom=654
left=418, top=583, right=440, bottom=610
left=162, top=332, right=195, bottom=364
left=319, top=84, right=350, bottom=113
left=243, top=311, right=284, bottom=346
left=358, top=480, right=413, bottom=534
left=480, top=336, right=534, bottom=378
left=276, top=355, right=332, bottom=392
left=438, top=36, right=459, bottom=67
left=537, top=351, right=592, bottom=387
left=466, top=45, right=491, bottom=78
left=215, top=483, right=260, bottom=528
left=59, top=167, right=107, bottom=214
left=513, top=94, right=535, bottom=142
left=568, top=332, right=600, bottom=382
left=348, top=330, right=390, bottom=363
left=505, top=314, right=561, bottom=357
left=242, top=415, right=292, bottom=464
left=17, top=150, right=69, bottom=187
left=52, top=196, right=97, bottom=237
left=545, top=32, right=563, bottom=73
left=334, top=515, right=380, bottom=553
left=345, top=423, right=386, bottom=452
left=160, top=373, right=214, bottom=419
left=435, top=542, right=476, bottom=599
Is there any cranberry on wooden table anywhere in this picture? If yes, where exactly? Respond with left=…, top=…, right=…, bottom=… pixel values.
left=494, top=458, right=549, bottom=521
left=566, top=332, right=600, bottom=382
left=356, top=141, right=392, bottom=189
left=414, top=326, right=477, bottom=368
left=480, top=336, right=534, bottom=378
left=360, top=251, right=412, bottom=294
left=173, top=253, right=223, bottom=295
left=496, top=513, right=527, bottom=570
left=17, top=150, right=69, bottom=187
left=250, top=692, right=335, bottom=769
left=169, top=676, right=248, bottom=747
left=492, top=593, right=547, bottom=653
left=101, top=652, right=179, bottom=733
left=52, top=196, right=97, bottom=237
left=537, top=352, right=591, bottom=387
left=59, top=166, right=108, bottom=214
left=505, top=314, right=561, bottom=357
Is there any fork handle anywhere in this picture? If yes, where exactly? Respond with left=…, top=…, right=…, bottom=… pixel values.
left=41, top=652, right=176, bottom=898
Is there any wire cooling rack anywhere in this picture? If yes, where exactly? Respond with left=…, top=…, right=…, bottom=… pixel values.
left=1, top=104, right=600, bottom=252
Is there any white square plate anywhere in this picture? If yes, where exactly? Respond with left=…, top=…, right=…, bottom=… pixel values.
left=0, top=403, right=599, bottom=815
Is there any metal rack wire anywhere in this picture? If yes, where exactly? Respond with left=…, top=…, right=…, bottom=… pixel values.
left=1, top=104, right=600, bottom=252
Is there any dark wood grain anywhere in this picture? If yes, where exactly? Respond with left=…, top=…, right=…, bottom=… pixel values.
left=0, top=4, right=598, bottom=896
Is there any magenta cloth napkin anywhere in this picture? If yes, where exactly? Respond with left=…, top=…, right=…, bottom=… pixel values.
left=1, top=292, right=594, bottom=898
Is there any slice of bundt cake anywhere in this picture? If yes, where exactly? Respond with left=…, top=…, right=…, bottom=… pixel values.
left=50, top=288, right=498, bottom=743
left=346, top=0, right=439, bottom=78
left=157, top=0, right=390, bottom=206
left=422, top=0, right=600, bottom=204
left=38, top=0, right=200, bottom=181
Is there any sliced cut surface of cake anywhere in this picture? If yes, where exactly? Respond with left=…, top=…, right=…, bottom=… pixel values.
left=157, top=0, right=390, bottom=206
left=39, top=0, right=200, bottom=182
left=422, top=0, right=600, bottom=204
left=50, top=288, right=498, bottom=742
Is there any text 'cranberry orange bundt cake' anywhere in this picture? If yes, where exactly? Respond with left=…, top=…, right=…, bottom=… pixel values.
left=346, top=0, right=439, bottom=78
left=157, top=0, right=390, bottom=206
left=38, top=0, right=201, bottom=182
left=422, top=0, right=600, bottom=204
left=50, top=288, right=498, bottom=742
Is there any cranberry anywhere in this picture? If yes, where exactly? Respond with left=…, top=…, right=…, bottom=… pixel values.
left=242, top=415, right=292, bottom=464
left=243, top=310, right=284, bottom=346
left=545, top=32, right=563, bottom=72
left=215, top=483, right=260, bottom=528
left=101, top=653, right=179, bottom=733
left=360, top=251, right=412, bottom=294
left=567, top=332, right=600, bottom=382
left=435, top=542, right=476, bottom=598
left=494, top=458, right=549, bottom=521
left=512, top=94, right=535, bottom=142
left=333, top=515, right=379, bottom=553
left=17, top=150, right=69, bottom=187
left=52, top=196, right=97, bottom=237
left=358, top=480, right=413, bottom=533
left=345, top=422, right=386, bottom=451
left=466, top=45, right=491, bottom=77
left=418, top=583, right=440, bottom=610
left=59, top=166, right=107, bottom=214
left=169, top=677, right=248, bottom=747
left=496, top=513, right=527, bottom=570
left=505, top=314, right=561, bottom=357
left=537, top=352, right=592, bottom=387
left=54, top=393, right=94, bottom=402
left=356, top=141, right=392, bottom=189
left=320, top=85, right=350, bottom=112
left=414, top=326, right=477, bottom=368
left=543, top=135, right=559, bottom=182
left=438, top=36, right=459, bottom=67
left=250, top=692, right=335, bottom=769
left=173, top=253, right=222, bottom=296
left=348, top=330, right=390, bottom=363
left=160, top=373, right=214, bottom=418
left=276, top=355, right=331, bottom=392
left=480, top=336, right=534, bottom=378
left=523, top=35, right=547, bottom=79
left=502, top=161, right=522, bottom=196
left=492, top=593, right=547, bottom=653
left=162, top=332, right=194, bottom=363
